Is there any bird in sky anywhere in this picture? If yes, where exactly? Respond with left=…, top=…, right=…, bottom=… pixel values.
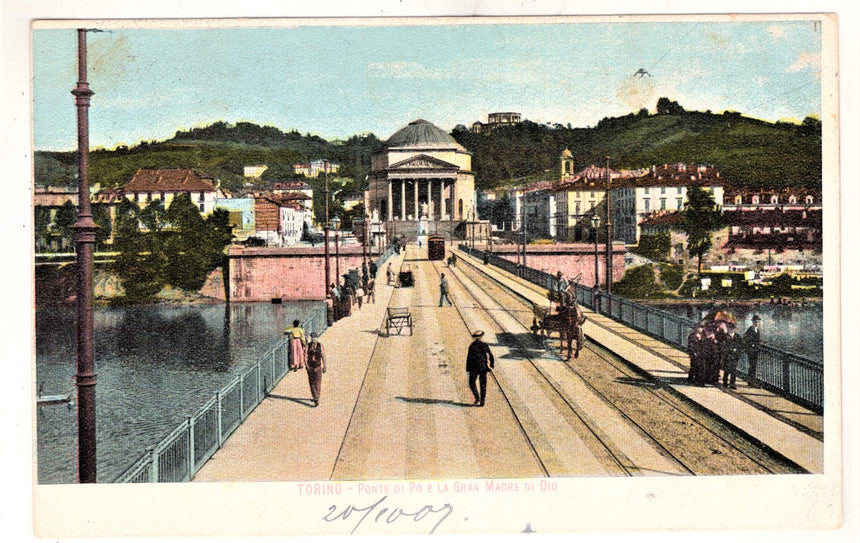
left=634, top=68, right=651, bottom=77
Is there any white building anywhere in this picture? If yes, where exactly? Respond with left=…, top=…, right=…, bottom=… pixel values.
left=612, top=164, right=725, bottom=244
left=244, top=164, right=268, bottom=178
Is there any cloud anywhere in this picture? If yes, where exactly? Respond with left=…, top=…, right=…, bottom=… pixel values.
left=767, top=24, right=787, bottom=39
left=788, top=51, right=820, bottom=72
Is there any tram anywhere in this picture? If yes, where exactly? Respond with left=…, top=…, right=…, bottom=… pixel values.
left=427, top=235, right=446, bottom=261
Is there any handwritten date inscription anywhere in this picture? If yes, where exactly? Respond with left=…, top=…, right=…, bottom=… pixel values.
left=323, top=495, right=453, bottom=534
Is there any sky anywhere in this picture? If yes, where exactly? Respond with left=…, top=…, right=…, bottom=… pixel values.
left=33, top=18, right=824, bottom=152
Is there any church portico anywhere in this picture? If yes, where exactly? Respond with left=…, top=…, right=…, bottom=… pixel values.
left=367, top=119, right=475, bottom=239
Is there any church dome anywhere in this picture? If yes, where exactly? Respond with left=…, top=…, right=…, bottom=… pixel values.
left=386, top=119, right=463, bottom=149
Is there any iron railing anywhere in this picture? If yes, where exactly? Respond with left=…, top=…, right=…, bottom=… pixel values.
left=459, top=245, right=823, bottom=413
left=114, top=308, right=327, bottom=483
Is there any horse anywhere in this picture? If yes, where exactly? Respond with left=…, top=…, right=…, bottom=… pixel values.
left=532, top=302, right=585, bottom=360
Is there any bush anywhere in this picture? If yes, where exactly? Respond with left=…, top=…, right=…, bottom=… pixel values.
left=612, top=264, right=667, bottom=299
left=656, top=263, right=685, bottom=290
left=634, top=233, right=671, bottom=262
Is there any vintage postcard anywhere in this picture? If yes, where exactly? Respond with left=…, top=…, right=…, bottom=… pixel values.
left=11, top=3, right=853, bottom=540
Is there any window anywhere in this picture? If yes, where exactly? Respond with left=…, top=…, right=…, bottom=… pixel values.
left=677, top=187, right=683, bottom=194
left=644, top=187, right=650, bottom=195
left=771, top=195, right=779, bottom=204
left=677, top=198, right=683, bottom=209
left=660, top=198, right=667, bottom=210
left=805, top=195, right=814, bottom=204
left=661, top=187, right=666, bottom=194
left=147, top=192, right=152, bottom=202
left=643, top=198, right=650, bottom=211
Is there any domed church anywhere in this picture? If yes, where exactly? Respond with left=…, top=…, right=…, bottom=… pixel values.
left=366, top=119, right=476, bottom=238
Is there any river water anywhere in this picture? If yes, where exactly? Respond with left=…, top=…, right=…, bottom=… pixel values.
left=648, top=301, right=824, bottom=363
left=35, top=301, right=326, bottom=484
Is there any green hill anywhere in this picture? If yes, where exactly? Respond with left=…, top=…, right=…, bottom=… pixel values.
left=35, top=99, right=821, bottom=193
left=454, top=102, right=821, bottom=190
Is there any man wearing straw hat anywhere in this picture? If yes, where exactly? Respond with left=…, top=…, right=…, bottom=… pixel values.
left=466, top=330, right=495, bottom=407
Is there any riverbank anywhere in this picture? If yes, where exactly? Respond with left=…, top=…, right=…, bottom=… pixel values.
left=35, top=266, right=229, bottom=307
left=637, top=297, right=822, bottom=307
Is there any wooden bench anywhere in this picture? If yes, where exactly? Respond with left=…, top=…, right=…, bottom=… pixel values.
left=386, top=307, right=413, bottom=336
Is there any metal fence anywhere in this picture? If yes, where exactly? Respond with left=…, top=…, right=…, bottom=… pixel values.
left=114, top=308, right=327, bottom=483
left=459, top=245, right=823, bottom=413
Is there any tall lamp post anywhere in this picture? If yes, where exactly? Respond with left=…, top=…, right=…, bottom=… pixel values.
left=332, top=215, right=341, bottom=282
left=324, top=162, right=331, bottom=296
left=591, top=214, right=601, bottom=289
left=604, top=156, right=613, bottom=295
left=72, top=28, right=99, bottom=483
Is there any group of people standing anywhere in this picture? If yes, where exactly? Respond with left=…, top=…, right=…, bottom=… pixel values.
left=688, top=312, right=762, bottom=389
left=283, top=319, right=327, bottom=407
left=328, top=261, right=377, bottom=325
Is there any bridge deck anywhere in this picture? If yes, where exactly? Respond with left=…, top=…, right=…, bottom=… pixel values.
left=451, top=247, right=823, bottom=473
left=194, top=243, right=822, bottom=483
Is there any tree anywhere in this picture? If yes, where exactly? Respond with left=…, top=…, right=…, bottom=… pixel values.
left=681, top=186, right=724, bottom=273
left=636, top=232, right=671, bottom=261
left=656, top=97, right=685, bottom=115
left=113, top=197, right=167, bottom=302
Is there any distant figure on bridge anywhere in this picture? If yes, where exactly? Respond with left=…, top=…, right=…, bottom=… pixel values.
left=284, top=319, right=307, bottom=371
left=744, top=315, right=762, bottom=387
left=365, top=276, right=375, bottom=304
left=439, top=273, right=452, bottom=306
left=305, top=332, right=326, bottom=407
left=466, top=330, right=495, bottom=407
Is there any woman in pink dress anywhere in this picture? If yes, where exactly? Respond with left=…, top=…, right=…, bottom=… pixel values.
left=283, top=319, right=306, bottom=371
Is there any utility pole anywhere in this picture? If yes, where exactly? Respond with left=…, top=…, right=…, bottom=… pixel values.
left=324, top=161, right=330, bottom=296
left=604, top=156, right=613, bottom=295
left=72, top=28, right=99, bottom=483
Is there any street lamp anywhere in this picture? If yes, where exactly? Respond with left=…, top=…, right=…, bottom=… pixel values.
left=591, top=213, right=601, bottom=289
left=332, top=215, right=341, bottom=282
left=604, top=156, right=613, bottom=295
left=72, top=28, right=99, bottom=483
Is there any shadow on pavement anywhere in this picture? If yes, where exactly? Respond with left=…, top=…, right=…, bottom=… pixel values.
left=395, top=396, right=475, bottom=408
left=267, top=393, right=315, bottom=407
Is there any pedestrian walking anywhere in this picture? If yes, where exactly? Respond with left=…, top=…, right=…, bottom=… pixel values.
left=439, top=272, right=452, bottom=306
left=305, top=332, right=326, bottom=407
left=355, top=285, right=365, bottom=308
left=386, top=263, right=393, bottom=285
left=721, top=323, right=744, bottom=389
left=369, top=261, right=378, bottom=278
left=283, top=319, right=307, bottom=371
left=744, top=315, right=762, bottom=387
left=366, top=276, right=375, bottom=304
left=466, top=330, right=494, bottom=406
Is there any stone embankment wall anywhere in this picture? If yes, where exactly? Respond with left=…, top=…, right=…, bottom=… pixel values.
left=227, top=245, right=368, bottom=302
left=485, top=243, right=627, bottom=287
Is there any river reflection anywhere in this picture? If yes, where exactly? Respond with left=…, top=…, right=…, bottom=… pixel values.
left=35, top=301, right=325, bottom=484
left=650, top=301, right=824, bottom=362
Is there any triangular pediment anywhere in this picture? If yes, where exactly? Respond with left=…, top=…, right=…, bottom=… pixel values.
left=388, top=154, right=460, bottom=171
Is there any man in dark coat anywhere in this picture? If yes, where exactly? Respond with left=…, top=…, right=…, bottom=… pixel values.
left=466, top=330, right=494, bottom=406
left=744, top=315, right=762, bottom=387
left=721, top=323, right=744, bottom=389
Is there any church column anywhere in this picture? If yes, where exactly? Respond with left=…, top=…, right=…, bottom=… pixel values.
left=414, top=179, right=419, bottom=219
left=387, top=180, right=393, bottom=221
left=428, top=179, right=434, bottom=219
left=441, top=180, right=446, bottom=220
left=400, top=180, right=406, bottom=221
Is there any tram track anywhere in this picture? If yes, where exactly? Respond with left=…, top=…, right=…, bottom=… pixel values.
left=433, top=254, right=802, bottom=476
